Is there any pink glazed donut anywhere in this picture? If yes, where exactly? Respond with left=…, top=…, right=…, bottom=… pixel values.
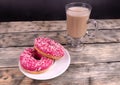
left=34, top=37, right=65, bottom=60
left=20, top=48, right=54, bottom=74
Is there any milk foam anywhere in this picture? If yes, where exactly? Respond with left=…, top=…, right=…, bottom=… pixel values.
left=67, top=7, right=90, bottom=17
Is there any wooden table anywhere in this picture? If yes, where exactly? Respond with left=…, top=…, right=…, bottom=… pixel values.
left=0, top=19, right=120, bottom=85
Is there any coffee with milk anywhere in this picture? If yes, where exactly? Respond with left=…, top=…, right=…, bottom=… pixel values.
left=66, top=7, right=90, bottom=38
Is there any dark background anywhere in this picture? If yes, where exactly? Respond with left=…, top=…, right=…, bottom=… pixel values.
left=0, top=0, right=120, bottom=21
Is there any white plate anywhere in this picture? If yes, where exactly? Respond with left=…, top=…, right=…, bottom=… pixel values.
left=19, top=49, right=71, bottom=80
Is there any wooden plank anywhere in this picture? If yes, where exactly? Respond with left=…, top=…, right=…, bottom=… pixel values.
left=0, top=21, right=66, bottom=33
left=97, top=19, right=120, bottom=29
left=88, top=63, right=120, bottom=85
left=0, top=43, right=120, bottom=67
left=0, top=30, right=120, bottom=47
left=1, top=62, right=120, bottom=85
left=0, top=19, right=120, bottom=33
left=92, top=77, right=120, bottom=85
left=0, top=66, right=89, bottom=85
left=69, top=43, right=120, bottom=64
left=0, top=47, right=25, bottom=67
left=0, top=31, right=59, bottom=48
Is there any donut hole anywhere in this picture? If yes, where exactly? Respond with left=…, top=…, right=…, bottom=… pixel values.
left=33, top=54, right=41, bottom=60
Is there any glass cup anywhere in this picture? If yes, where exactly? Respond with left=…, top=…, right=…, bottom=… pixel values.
left=66, top=2, right=98, bottom=51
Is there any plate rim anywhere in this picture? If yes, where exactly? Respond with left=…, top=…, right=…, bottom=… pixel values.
left=19, top=49, right=71, bottom=80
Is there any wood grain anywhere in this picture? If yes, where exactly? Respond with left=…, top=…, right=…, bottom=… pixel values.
left=0, top=19, right=120, bottom=33
left=0, top=67, right=89, bottom=85
left=0, top=30, right=120, bottom=47
left=69, top=43, right=120, bottom=64
left=0, top=19, right=120, bottom=85
left=1, top=62, right=120, bottom=85
left=0, top=43, right=120, bottom=67
left=89, top=63, right=120, bottom=85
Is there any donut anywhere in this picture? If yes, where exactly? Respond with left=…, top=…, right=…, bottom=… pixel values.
left=34, top=37, right=65, bottom=60
left=20, top=48, right=54, bottom=74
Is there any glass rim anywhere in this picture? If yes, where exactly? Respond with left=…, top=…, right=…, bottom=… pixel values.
left=65, top=2, right=92, bottom=11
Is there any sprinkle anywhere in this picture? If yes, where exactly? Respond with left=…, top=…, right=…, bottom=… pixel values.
left=20, top=48, right=54, bottom=71
left=34, top=37, right=64, bottom=57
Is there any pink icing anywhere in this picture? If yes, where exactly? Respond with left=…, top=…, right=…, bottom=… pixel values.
left=20, top=48, right=54, bottom=71
left=34, top=37, right=64, bottom=57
